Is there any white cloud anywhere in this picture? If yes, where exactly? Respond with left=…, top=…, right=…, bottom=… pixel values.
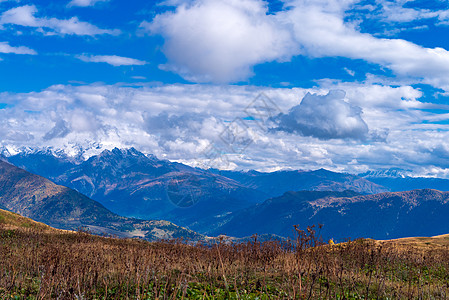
left=2, top=82, right=449, bottom=177
left=359, top=0, right=449, bottom=26
left=344, top=68, right=355, bottom=76
left=274, top=90, right=371, bottom=141
left=283, top=1, right=449, bottom=89
left=0, top=5, right=120, bottom=36
left=76, top=54, right=148, bottom=66
left=0, top=41, right=36, bottom=55
left=67, top=0, right=110, bottom=8
left=131, top=76, right=147, bottom=80
left=147, top=0, right=297, bottom=83
left=146, top=0, right=449, bottom=91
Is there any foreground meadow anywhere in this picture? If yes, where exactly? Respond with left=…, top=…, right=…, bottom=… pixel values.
left=1, top=213, right=449, bottom=299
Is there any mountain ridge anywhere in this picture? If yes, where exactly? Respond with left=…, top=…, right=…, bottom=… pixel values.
left=211, top=168, right=388, bottom=196
left=3, top=148, right=268, bottom=233
left=213, top=189, right=449, bottom=241
left=0, top=160, right=203, bottom=241
left=5, top=147, right=449, bottom=239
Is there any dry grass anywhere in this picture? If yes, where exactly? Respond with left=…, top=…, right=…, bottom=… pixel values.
left=381, top=234, right=449, bottom=250
left=1, top=222, right=449, bottom=299
left=0, top=209, right=59, bottom=232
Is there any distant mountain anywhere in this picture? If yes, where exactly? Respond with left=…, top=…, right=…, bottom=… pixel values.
left=366, top=177, right=449, bottom=192
left=213, top=189, right=449, bottom=241
left=4, top=148, right=267, bottom=234
left=0, top=160, right=203, bottom=241
left=5, top=148, right=80, bottom=179
left=360, top=169, right=449, bottom=192
left=4, top=147, right=449, bottom=241
left=3, top=147, right=397, bottom=235
left=211, top=168, right=388, bottom=197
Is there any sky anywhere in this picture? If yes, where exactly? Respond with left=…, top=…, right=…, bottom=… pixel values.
left=1, top=0, right=449, bottom=177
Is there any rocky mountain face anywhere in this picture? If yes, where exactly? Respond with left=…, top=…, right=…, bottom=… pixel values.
left=214, top=189, right=449, bottom=241
left=0, top=160, right=203, bottom=241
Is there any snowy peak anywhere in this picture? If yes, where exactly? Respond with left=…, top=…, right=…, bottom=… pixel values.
left=0, top=145, right=89, bottom=162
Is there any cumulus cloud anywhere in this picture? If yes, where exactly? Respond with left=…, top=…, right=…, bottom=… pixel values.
left=147, top=0, right=297, bottom=83
left=76, top=54, right=148, bottom=66
left=282, top=1, right=449, bottom=89
left=142, top=112, right=226, bottom=153
left=67, top=0, right=109, bottom=8
left=0, top=5, right=120, bottom=36
left=274, top=90, right=370, bottom=141
left=145, top=0, right=449, bottom=90
left=0, top=41, right=36, bottom=55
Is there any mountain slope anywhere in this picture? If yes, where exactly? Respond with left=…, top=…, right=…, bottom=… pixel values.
left=383, top=233, right=449, bottom=249
left=214, top=189, right=449, bottom=241
left=0, top=208, right=60, bottom=232
left=0, top=160, right=203, bottom=241
left=212, top=190, right=361, bottom=238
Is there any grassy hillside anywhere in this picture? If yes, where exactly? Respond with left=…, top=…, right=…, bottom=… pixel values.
left=382, top=233, right=449, bottom=249
left=0, top=208, right=59, bottom=232
left=2, top=215, right=449, bottom=299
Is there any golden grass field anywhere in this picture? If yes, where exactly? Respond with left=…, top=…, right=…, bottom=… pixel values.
left=2, top=209, right=449, bottom=299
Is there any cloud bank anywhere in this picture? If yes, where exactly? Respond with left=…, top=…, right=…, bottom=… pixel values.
left=1, top=83, right=448, bottom=177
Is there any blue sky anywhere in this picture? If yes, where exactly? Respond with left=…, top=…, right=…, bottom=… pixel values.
left=2, top=0, right=449, bottom=177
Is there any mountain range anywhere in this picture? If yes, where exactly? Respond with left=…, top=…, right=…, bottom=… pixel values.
left=360, top=169, right=449, bottom=192
left=0, top=160, right=202, bottom=241
left=2, top=147, right=449, bottom=241
left=212, top=189, right=449, bottom=241
left=3, top=147, right=387, bottom=234
left=212, top=168, right=388, bottom=195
